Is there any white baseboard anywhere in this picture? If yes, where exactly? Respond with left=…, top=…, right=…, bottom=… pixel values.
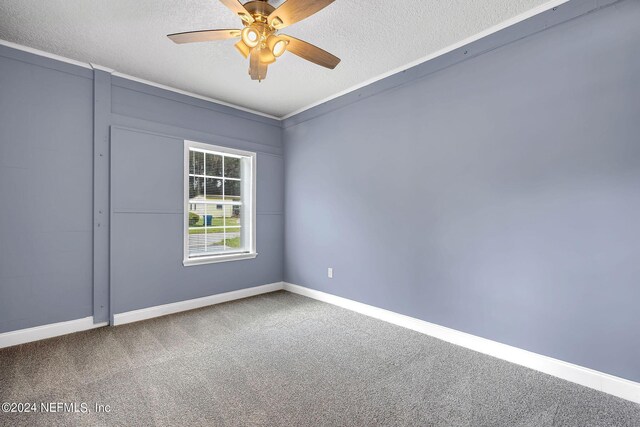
left=0, top=317, right=108, bottom=349
left=0, top=282, right=284, bottom=347
left=113, top=282, right=284, bottom=326
left=283, top=282, right=640, bottom=404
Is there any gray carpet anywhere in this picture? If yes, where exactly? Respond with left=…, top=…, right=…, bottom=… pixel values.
left=1, top=291, right=639, bottom=426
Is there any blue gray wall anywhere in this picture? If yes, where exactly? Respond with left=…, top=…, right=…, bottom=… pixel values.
left=0, top=47, right=94, bottom=333
left=283, top=0, right=640, bottom=382
left=0, top=46, right=284, bottom=332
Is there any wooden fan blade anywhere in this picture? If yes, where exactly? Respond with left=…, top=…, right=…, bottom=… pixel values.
left=268, top=0, right=334, bottom=29
left=167, top=29, right=241, bottom=44
left=280, top=35, right=340, bottom=69
left=219, top=0, right=254, bottom=23
left=249, top=48, right=268, bottom=81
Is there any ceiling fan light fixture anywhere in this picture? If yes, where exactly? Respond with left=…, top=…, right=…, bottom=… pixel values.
left=241, top=26, right=260, bottom=48
left=267, top=36, right=288, bottom=57
left=259, top=47, right=276, bottom=64
left=234, top=40, right=251, bottom=58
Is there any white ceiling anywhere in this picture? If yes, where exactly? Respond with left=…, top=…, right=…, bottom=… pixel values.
left=0, top=0, right=557, bottom=118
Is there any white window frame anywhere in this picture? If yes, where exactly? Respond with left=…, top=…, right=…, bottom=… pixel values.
left=183, top=140, right=257, bottom=266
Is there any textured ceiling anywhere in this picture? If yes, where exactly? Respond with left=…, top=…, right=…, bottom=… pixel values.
left=0, top=0, right=555, bottom=117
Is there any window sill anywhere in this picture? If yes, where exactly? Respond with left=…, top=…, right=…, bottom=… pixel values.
left=183, top=252, right=258, bottom=266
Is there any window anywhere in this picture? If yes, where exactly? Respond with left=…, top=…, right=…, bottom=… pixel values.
left=183, top=140, right=256, bottom=266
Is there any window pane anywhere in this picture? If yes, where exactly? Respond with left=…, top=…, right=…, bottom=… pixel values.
left=189, top=176, right=205, bottom=200
left=204, top=227, right=225, bottom=253
left=188, top=207, right=204, bottom=228
left=203, top=213, right=224, bottom=227
left=187, top=204, right=205, bottom=256
left=225, top=205, right=241, bottom=228
left=224, top=179, right=241, bottom=201
left=206, top=203, right=225, bottom=224
left=225, top=227, right=242, bottom=250
left=188, top=233, right=205, bottom=256
left=205, top=226, right=225, bottom=234
left=190, top=150, right=204, bottom=175
left=205, top=178, right=223, bottom=200
left=224, top=156, right=241, bottom=178
left=205, top=153, right=223, bottom=177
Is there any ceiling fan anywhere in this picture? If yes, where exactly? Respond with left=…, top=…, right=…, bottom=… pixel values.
left=167, top=0, right=341, bottom=81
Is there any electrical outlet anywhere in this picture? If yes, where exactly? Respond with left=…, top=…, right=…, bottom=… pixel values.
left=328, top=267, right=333, bottom=279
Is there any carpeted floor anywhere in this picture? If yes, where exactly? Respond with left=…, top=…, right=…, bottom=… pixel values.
left=1, top=291, right=639, bottom=426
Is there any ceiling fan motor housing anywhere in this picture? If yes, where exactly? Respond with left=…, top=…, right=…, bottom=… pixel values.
left=242, top=1, right=276, bottom=21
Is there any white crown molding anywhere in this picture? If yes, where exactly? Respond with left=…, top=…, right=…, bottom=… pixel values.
left=0, top=317, right=108, bottom=349
left=90, top=63, right=114, bottom=73
left=2, top=1, right=569, bottom=122
left=113, top=282, right=284, bottom=325
left=283, top=282, right=640, bottom=404
left=0, top=38, right=92, bottom=69
left=280, top=0, right=570, bottom=120
left=0, top=38, right=279, bottom=121
left=110, top=71, right=281, bottom=120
